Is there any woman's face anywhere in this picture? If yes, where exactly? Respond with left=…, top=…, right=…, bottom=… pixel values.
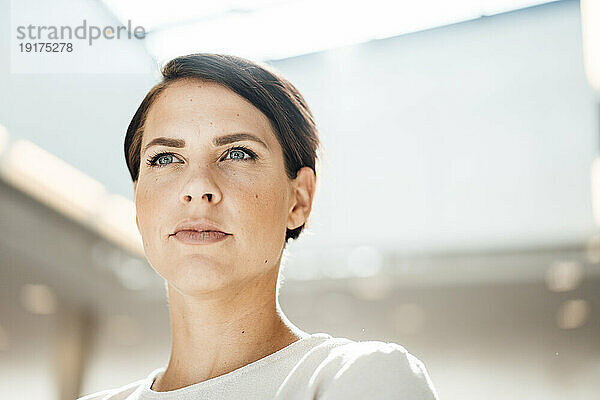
left=133, top=79, right=296, bottom=295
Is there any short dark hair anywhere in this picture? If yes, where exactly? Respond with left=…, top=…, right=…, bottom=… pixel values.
left=124, top=53, right=320, bottom=242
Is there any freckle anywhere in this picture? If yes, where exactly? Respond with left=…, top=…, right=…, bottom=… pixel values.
left=255, top=194, right=258, bottom=199
left=209, top=121, right=213, bottom=126
left=189, top=98, right=192, bottom=102
left=236, top=113, right=240, bottom=117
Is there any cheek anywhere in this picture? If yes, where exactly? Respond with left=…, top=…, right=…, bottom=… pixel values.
left=135, top=180, right=169, bottom=242
left=231, top=176, right=288, bottom=237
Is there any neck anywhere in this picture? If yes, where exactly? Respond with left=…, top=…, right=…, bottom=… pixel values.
left=151, top=265, right=305, bottom=392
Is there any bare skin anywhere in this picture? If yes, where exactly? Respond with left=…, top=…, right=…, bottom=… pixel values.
left=132, top=78, right=316, bottom=391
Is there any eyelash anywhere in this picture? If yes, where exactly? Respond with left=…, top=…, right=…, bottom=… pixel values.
left=145, top=146, right=258, bottom=168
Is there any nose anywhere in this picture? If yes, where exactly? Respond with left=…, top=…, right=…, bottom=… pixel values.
left=179, top=170, right=222, bottom=205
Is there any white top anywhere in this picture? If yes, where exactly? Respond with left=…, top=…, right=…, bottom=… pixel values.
left=78, top=332, right=438, bottom=400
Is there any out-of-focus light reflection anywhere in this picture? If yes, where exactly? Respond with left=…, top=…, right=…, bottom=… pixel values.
left=391, top=303, right=426, bottom=336
left=557, top=299, right=590, bottom=329
left=106, top=315, right=141, bottom=346
left=590, top=157, right=600, bottom=226
left=545, top=261, right=583, bottom=292
left=347, top=246, right=383, bottom=278
left=0, top=324, right=8, bottom=351
left=20, top=284, right=57, bottom=315
left=348, top=275, right=394, bottom=301
left=0, top=124, right=9, bottom=155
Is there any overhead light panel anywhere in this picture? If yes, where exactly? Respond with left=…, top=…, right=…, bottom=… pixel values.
left=102, top=0, right=560, bottom=62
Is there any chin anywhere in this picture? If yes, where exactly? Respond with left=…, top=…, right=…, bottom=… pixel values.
left=164, top=256, right=237, bottom=291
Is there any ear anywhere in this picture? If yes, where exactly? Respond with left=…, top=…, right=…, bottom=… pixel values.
left=287, top=167, right=316, bottom=231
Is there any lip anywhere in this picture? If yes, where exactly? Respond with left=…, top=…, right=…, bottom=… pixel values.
left=169, top=218, right=231, bottom=245
left=171, top=218, right=231, bottom=236
left=172, top=230, right=231, bottom=245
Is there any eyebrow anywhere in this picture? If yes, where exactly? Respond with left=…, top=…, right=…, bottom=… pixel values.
left=142, top=133, right=269, bottom=155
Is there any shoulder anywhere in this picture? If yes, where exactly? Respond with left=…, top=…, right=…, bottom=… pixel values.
left=76, top=377, right=147, bottom=400
left=318, top=340, right=438, bottom=399
left=277, top=337, right=438, bottom=400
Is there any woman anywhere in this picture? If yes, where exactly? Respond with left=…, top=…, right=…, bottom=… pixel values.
left=78, top=53, right=438, bottom=400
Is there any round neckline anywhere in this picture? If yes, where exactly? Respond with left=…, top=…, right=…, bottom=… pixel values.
left=142, top=332, right=332, bottom=396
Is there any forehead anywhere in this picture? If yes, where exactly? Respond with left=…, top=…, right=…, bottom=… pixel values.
left=143, top=79, right=275, bottom=143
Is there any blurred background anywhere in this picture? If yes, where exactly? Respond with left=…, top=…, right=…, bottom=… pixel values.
left=1, top=0, right=600, bottom=398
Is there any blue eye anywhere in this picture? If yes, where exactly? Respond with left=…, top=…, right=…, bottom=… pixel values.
left=223, top=146, right=257, bottom=161
left=145, top=146, right=258, bottom=168
left=146, top=152, right=182, bottom=167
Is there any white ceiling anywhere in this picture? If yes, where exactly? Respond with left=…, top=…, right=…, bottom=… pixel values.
left=101, top=0, right=560, bottom=62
